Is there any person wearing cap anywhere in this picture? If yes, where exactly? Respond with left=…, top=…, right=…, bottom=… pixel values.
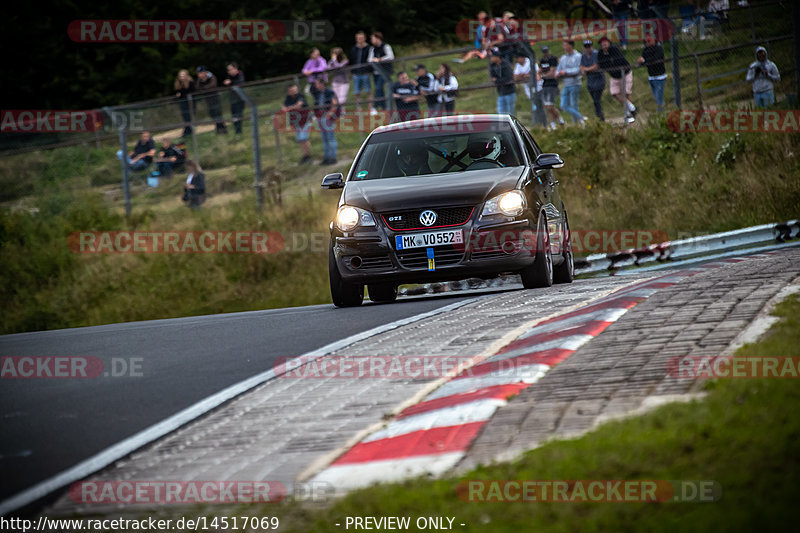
left=539, top=45, right=565, bottom=130
left=196, top=66, right=226, bottom=134
left=597, top=36, right=637, bottom=122
left=556, top=40, right=586, bottom=125
left=415, top=65, right=439, bottom=115
left=637, top=34, right=667, bottom=112
left=580, top=40, right=606, bottom=121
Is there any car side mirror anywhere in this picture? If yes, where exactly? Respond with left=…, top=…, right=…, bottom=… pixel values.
left=534, top=153, right=564, bottom=170
left=321, top=173, right=344, bottom=189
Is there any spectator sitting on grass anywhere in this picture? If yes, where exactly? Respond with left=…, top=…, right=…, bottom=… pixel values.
left=156, top=137, right=186, bottom=177
left=182, top=160, right=206, bottom=208
left=454, top=11, right=489, bottom=63
left=746, top=46, right=780, bottom=108
left=281, top=83, right=313, bottom=165
left=116, top=130, right=155, bottom=171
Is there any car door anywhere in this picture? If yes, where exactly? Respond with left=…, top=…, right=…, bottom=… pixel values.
left=516, top=122, right=563, bottom=255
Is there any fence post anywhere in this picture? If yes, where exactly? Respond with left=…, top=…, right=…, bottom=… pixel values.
left=694, top=54, right=703, bottom=110
left=271, top=113, right=283, bottom=165
left=232, top=87, right=264, bottom=210
left=187, top=94, right=200, bottom=164
left=117, top=125, right=132, bottom=218
left=671, top=33, right=681, bottom=109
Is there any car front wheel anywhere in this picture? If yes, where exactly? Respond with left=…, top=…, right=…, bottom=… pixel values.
left=520, top=212, right=553, bottom=289
left=329, top=246, right=364, bottom=307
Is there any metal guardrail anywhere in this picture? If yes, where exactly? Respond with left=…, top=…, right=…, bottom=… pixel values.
left=574, top=219, right=800, bottom=274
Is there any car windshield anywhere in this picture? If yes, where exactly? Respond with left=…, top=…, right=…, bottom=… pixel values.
left=350, top=123, right=524, bottom=181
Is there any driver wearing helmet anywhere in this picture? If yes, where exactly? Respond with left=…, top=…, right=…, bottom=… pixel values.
left=467, top=134, right=505, bottom=167
left=396, top=141, right=432, bottom=176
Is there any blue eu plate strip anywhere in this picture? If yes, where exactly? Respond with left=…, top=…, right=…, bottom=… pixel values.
left=427, top=247, right=435, bottom=271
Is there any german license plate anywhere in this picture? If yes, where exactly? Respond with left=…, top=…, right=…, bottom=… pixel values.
left=395, top=230, right=463, bottom=250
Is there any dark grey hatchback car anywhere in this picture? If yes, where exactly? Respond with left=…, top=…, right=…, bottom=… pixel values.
left=321, top=114, right=573, bottom=307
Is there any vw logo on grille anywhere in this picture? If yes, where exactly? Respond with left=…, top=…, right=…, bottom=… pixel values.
left=419, top=210, right=437, bottom=226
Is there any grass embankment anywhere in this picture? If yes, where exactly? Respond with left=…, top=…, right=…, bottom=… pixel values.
left=1, top=117, right=799, bottom=334
left=169, top=293, right=797, bottom=532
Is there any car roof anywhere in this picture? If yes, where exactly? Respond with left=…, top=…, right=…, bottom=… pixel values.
left=372, top=114, right=515, bottom=134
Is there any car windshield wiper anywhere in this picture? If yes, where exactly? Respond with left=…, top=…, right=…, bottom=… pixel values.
left=429, top=146, right=469, bottom=173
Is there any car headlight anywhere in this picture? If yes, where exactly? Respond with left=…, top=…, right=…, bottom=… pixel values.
left=481, top=190, right=526, bottom=217
left=335, top=205, right=376, bottom=232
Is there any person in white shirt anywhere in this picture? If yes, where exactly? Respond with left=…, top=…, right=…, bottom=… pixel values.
left=513, top=53, right=545, bottom=125
left=432, top=63, right=458, bottom=116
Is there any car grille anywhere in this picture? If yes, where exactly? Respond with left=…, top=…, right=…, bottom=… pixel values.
left=396, top=246, right=464, bottom=269
left=382, top=206, right=474, bottom=231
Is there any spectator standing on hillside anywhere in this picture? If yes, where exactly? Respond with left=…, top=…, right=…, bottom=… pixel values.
left=116, top=130, right=155, bottom=171
left=174, top=70, right=195, bottom=137
left=391, top=72, right=421, bottom=123
left=313, top=78, right=340, bottom=165
left=281, top=84, right=313, bottom=165
left=302, top=48, right=328, bottom=96
left=556, top=40, right=586, bottom=125
left=349, top=31, right=372, bottom=111
left=368, top=32, right=394, bottom=114
left=223, top=63, right=245, bottom=134
left=196, top=66, right=226, bottom=134
left=156, top=137, right=186, bottom=177
left=490, top=54, right=516, bottom=115
left=415, top=64, right=438, bottom=115
left=580, top=40, right=606, bottom=122
left=611, top=0, right=632, bottom=49
left=638, top=34, right=668, bottom=112
left=182, top=160, right=206, bottom=208
left=746, top=46, right=780, bottom=108
left=540, top=46, right=565, bottom=130
left=433, top=63, right=459, bottom=116
left=328, top=47, right=350, bottom=106
left=598, top=37, right=637, bottom=122
left=513, top=53, right=541, bottom=120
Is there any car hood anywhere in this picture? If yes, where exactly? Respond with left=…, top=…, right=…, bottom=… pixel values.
left=343, top=166, right=526, bottom=212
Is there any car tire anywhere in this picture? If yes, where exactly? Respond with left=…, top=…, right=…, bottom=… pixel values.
left=368, top=283, right=398, bottom=303
left=520, top=212, right=553, bottom=289
left=553, top=212, right=574, bottom=284
left=329, top=246, right=364, bottom=307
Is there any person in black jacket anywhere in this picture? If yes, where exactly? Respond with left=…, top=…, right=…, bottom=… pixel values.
left=196, top=66, right=226, bottom=134
left=349, top=31, right=372, bottom=111
left=223, top=62, right=245, bottom=134
left=155, top=137, right=186, bottom=177
left=489, top=54, right=516, bottom=115
left=182, top=159, right=206, bottom=208
left=598, top=36, right=637, bottom=122
left=637, top=34, right=667, bottom=112
left=174, top=70, right=195, bottom=137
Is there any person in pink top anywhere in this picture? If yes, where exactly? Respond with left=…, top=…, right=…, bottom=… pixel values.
left=328, top=47, right=350, bottom=105
left=302, top=48, right=328, bottom=94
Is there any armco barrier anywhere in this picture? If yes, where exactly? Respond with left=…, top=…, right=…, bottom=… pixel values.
left=574, top=219, right=800, bottom=274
